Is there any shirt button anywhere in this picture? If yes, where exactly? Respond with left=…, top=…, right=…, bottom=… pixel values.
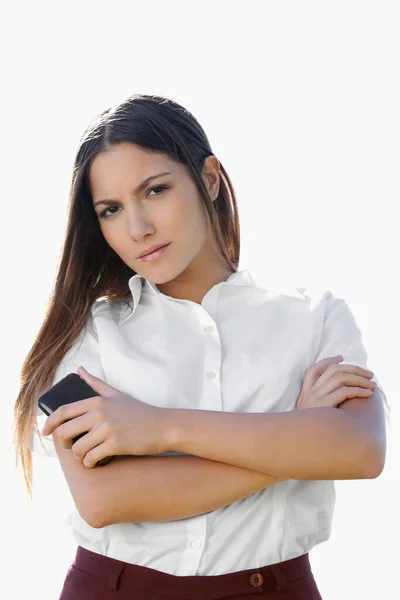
left=203, top=325, right=214, bottom=332
left=249, top=573, right=264, bottom=587
left=191, top=540, right=202, bottom=548
left=205, top=372, right=216, bottom=380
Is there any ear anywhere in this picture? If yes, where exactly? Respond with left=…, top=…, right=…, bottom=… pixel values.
left=77, top=366, right=116, bottom=398
left=202, top=155, right=221, bottom=201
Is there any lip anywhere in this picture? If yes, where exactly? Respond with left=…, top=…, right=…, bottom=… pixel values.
left=138, top=243, right=170, bottom=258
left=138, top=243, right=170, bottom=262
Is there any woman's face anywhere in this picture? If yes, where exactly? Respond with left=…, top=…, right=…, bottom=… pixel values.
left=89, top=142, right=226, bottom=296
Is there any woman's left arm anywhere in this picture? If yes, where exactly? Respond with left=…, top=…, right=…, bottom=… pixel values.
left=165, top=389, right=386, bottom=480
left=166, top=289, right=388, bottom=480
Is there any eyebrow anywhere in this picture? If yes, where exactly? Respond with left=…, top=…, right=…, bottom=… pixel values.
left=93, top=171, right=172, bottom=207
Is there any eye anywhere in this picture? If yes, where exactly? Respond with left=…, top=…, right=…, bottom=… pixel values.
left=99, top=205, right=119, bottom=219
left=98, top=185, right=168, bottom=219
left=148, top=184, right=168, bottom=197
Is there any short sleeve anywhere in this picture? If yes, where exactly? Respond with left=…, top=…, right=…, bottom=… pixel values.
left=312, top=289, right=391, bottom=424
left=32, top=310, right=106, bottom=457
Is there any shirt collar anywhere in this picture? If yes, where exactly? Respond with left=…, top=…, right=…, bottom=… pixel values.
left=118, top=269, right=255, bottom=325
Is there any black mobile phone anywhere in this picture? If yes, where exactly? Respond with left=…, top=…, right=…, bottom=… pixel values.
left=37, top=372, right=114, bottom=467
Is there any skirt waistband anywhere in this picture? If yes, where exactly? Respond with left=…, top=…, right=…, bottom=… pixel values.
left=71, top=545, right=312, bottom=597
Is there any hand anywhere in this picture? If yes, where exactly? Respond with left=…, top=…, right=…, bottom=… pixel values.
left=41, top=366, right=171, bottom=467
left=296, top=355, right=377, bottom=410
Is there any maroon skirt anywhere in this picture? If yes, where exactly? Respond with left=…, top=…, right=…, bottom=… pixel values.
left=59, top=545, right=323, bottom=599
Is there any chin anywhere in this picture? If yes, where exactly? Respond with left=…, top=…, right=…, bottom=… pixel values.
left=134, top=266, right=173, bottom=285
left=149, top=262, right=191, bottom=285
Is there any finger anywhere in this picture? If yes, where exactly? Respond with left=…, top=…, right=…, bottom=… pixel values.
left=82, top=439, right=115, bottom=468
left=326, top=386, right=375, bottom=406
left=345, top=365, right=375, bottom=378
left=311, top=386, right=375, bottom=409
left=55, top=413, right=93, bottom=449
left=314, top=365, right=373, bottom=391
left=77, top=366, right=116, bottom=398
left=315, top=376, right=376, bottom=400
left=69, top=423, right=104, bottom=462
left=303, top=356, right=343, bottom=389
left=314, top=369, right=377, bottom=393
left=42, top=397, right=100, bottom=436
left=313, top=356, right=344, bottom=375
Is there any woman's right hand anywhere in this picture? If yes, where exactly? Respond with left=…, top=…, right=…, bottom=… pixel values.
left=296, top=355, right=377, bottom=410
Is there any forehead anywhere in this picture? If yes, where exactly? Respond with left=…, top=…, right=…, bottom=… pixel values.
left=89, top=142, right=179, bottom=193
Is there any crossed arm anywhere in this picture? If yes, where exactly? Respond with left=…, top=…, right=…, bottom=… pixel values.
left=53, top=438, right=284, bottom=527
left=53, top=389, right=386, bottom=529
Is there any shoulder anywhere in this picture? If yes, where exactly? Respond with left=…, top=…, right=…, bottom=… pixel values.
left=56, top=298, right=122, bottom=357
left=261, top=283, right=332, bottom=313
left=292, top=286, right=354, bottom=330
left=261, top=285, right=347, bottom=332
left=294, top=285, right=332, bottom=305
left=90, top=297, right=133, bottom=328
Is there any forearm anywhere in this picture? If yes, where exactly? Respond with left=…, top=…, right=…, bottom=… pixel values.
left=167, top=405, right=379, bottom=480
left=99, top=455, right=284, bottom=527
left=52, top=435, right=284, bottom=528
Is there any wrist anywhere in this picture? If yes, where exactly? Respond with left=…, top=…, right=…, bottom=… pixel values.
left=158, top=407, right=181, bottom=453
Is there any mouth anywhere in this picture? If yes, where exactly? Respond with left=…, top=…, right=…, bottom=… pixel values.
left=138, top=243, right=170, bottom=262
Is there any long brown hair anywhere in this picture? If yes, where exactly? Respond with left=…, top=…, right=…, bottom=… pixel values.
left=13, top=93, right=241, bottom=497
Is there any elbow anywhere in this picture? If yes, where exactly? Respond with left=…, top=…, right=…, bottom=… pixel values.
left=359, top=437, right=386, bottom=479
left=80, top=507, right=108, bottom=529
left=77, top=498, right=109, bottom=529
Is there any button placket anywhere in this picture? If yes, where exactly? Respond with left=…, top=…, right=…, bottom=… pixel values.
left=195, top=311, right=221, bottom=411
left=179, top=514, right=206, bottom=575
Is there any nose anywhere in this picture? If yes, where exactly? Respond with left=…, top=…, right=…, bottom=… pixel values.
left=126, top=205, right=155, bottom=241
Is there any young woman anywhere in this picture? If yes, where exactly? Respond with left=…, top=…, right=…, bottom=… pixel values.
left=14, top=94, right=388, bottom=600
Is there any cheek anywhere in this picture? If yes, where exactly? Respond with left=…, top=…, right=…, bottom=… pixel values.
left=98, top=221, right=123, bottom=253
left=175, top=194, right=209, bottom=232
left=191, top=202, right=210, bottom=238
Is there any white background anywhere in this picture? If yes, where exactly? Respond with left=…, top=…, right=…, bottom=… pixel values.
left=1, top=1, right=399, bottom=598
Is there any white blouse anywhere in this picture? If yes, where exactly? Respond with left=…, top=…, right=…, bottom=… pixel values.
left=33, top=269, right=389, bottom=576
